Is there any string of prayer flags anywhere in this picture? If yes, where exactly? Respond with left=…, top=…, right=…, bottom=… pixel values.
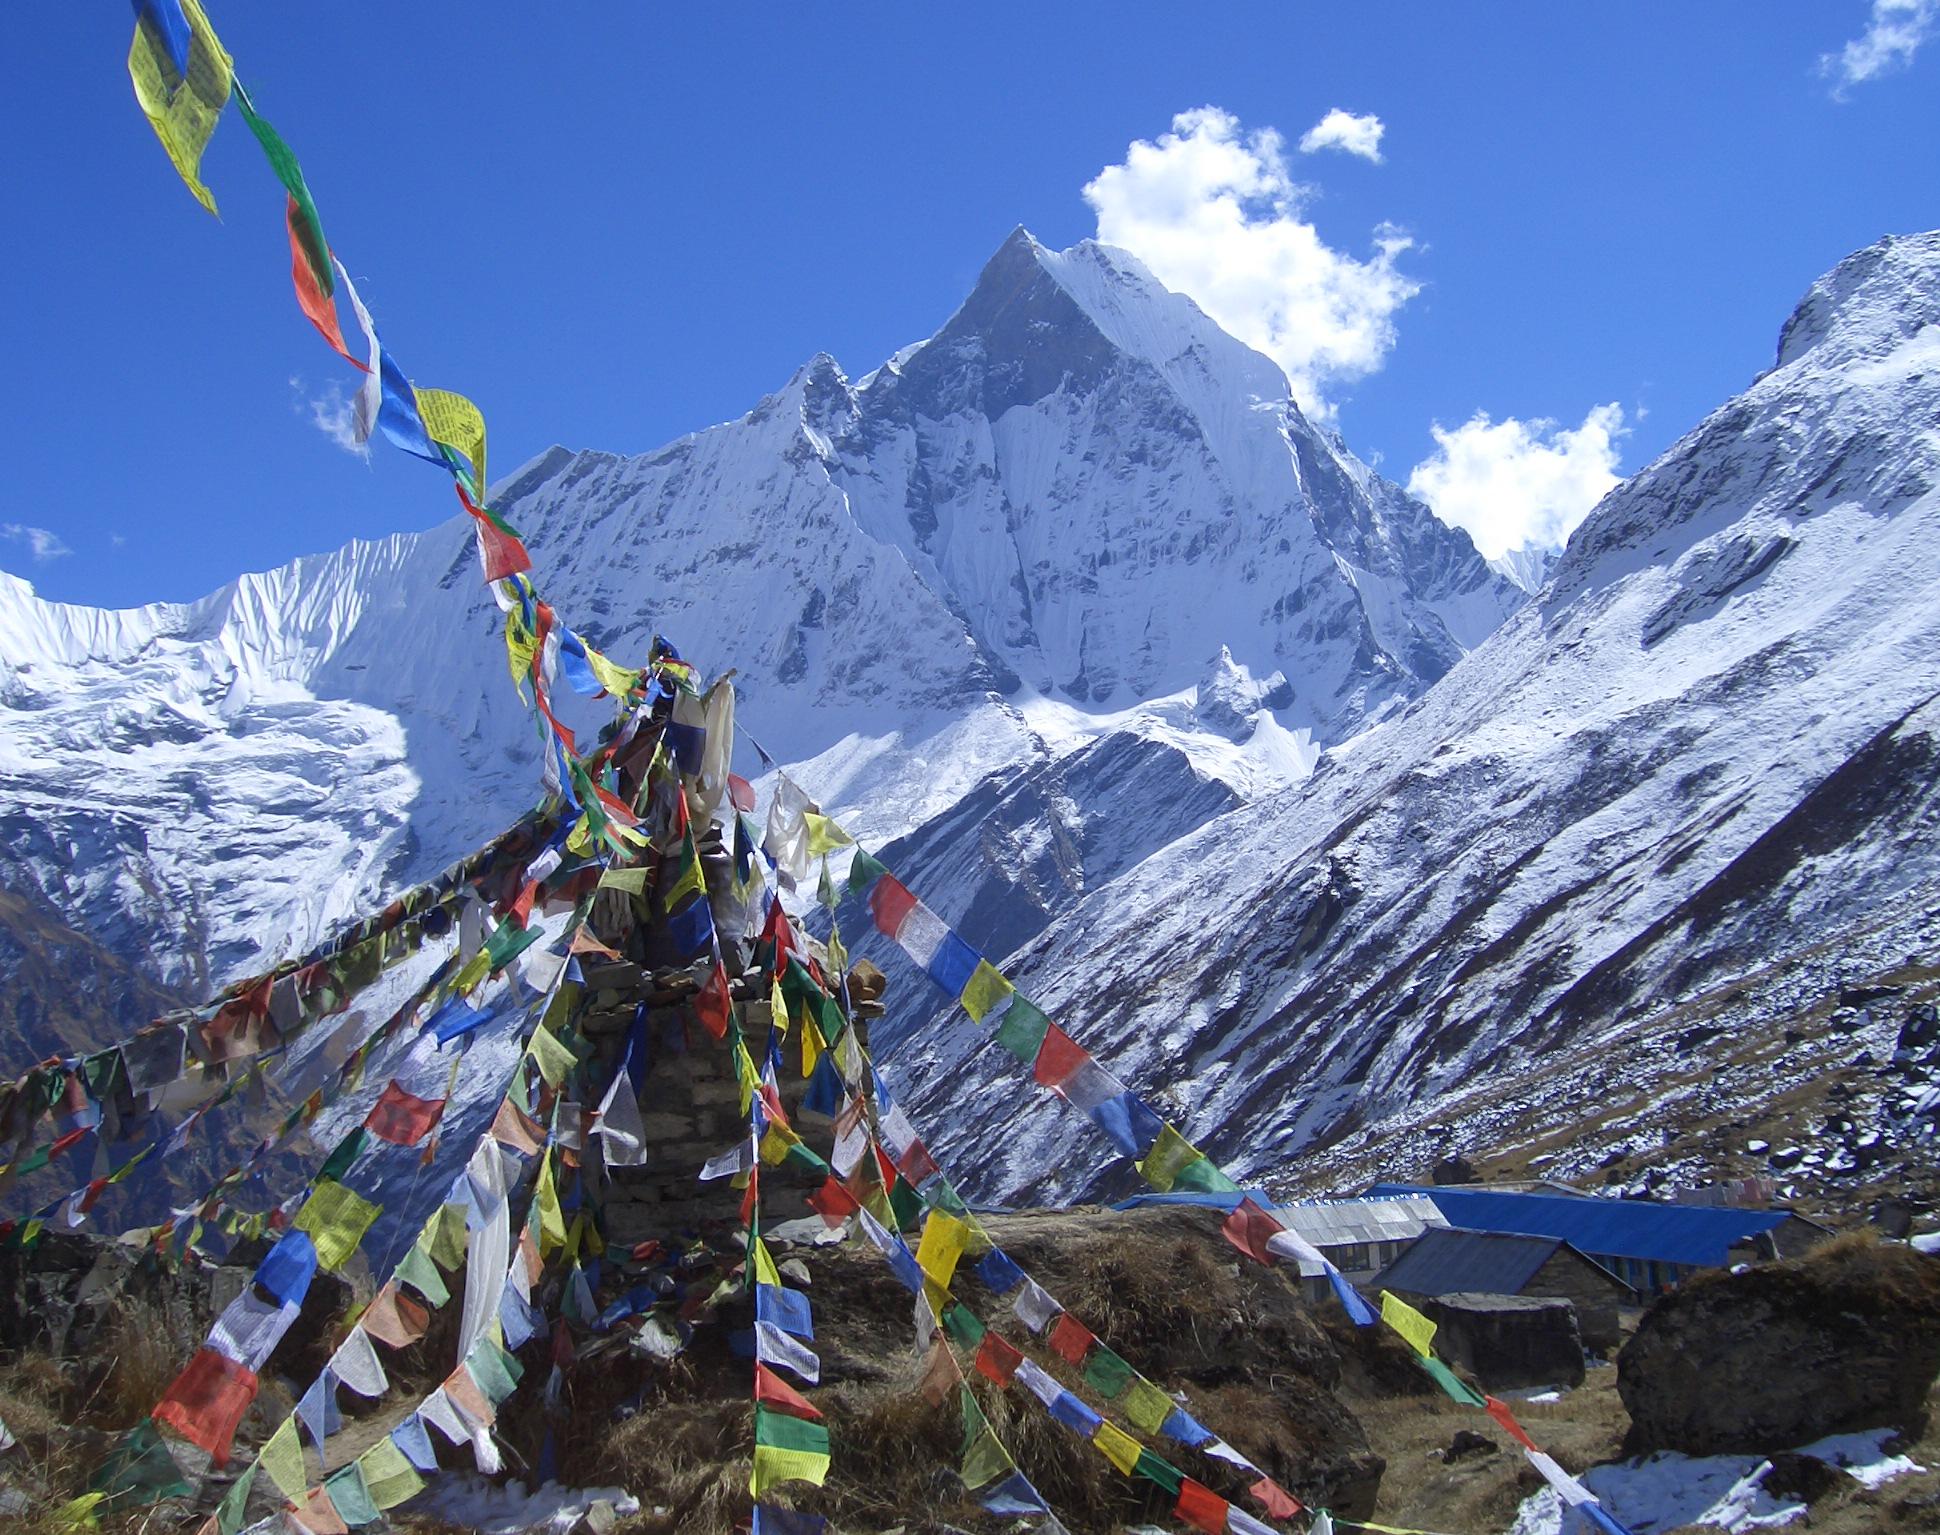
left=128, top=0, right=231, bottom=215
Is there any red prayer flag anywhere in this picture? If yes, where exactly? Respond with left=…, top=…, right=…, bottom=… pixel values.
left=361, top=1282, right=430, bottom=1348
left=1486, top=1395, right=1538, bottom=1450
left=457, top=485, right=532, bottom=582
left=696, top=960, right=732, bottom=1041
left=754, top=1362, right=824, bottom=1420
left=897, top=1138, right=939, bottom=1186
left=807, top=1175, right=860, bottom=1227
left=298, top=1487, right=349, bottom=1535
left=1175, top=1478, right=1230, bottom=1535
left=1249, top=1477, right=1302, bottom=1518
left=1221, top=1196, right=1285, bottom=1266
left=153, top=1347, right=259, bottom=1467
left=1049, top=1313, right=1095, bottom=1366
left=1032, top=1024, right=1089, bottom=1090
left=288, top=197, right=362, bottom=370
left=727, top=774, right=756, bottom=813
left=868, top=874, right=917, bottom=937
left=489, top=1097, right=545, bottom=1156
left=364, top=1081, right=446, bottom=1146
left=974, top=1331, right=1023, bottom=1387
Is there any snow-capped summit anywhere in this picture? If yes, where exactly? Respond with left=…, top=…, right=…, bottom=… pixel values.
left=890, top=231, right=1940, bottom=1204
left=0, top=227, right=1520, bottom=1000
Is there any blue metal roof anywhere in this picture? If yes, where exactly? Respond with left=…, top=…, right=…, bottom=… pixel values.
left=1372, top=1227, right=1629, bottom=1297
left=1365, top=1184, right=1796, bottom=1269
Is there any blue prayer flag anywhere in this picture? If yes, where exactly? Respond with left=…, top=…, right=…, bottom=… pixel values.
left=132, top=0, right=192, bottom=77
left=253, top=1230, right=318, bottom=1308
left=925, top=929, right=981, bottom=997
left=1048, top=1391, right=1102, bottom=1436
left=1160, top=1406, right=1213, bottom=1447
left=1090, top=1091, right=1165, bottom=1159
left=667, top=895, right=715, bottom=956
left=753, top=1504, right=828, bottom=1535
left=980, top=1471, right=1050, bottom=1517
left=756, top=1282, right=814, bottom=1340
left=391, top=1414, right=438, bottom=1473
left=802, top=1052, right=843, bottom=1118
left=976, top=1248, right=1025, bottom=1294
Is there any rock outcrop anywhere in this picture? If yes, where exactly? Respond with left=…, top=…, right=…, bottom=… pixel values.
left=1618, top=1235, right=1940, bottom=1454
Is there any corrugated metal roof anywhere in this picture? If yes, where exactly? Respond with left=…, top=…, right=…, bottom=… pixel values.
left=1373, top=1228, right=1611, bottom=1296
left=1366, top=1184, right=1797, bottom=1268
left=1278, top=1196, right=1449, bottom=1248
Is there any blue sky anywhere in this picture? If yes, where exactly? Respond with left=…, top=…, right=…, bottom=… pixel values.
left=4, top=3, right=1936, bottom=604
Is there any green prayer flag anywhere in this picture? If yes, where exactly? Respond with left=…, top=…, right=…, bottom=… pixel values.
left=754, top=1406, right=831, bottom=1456
left=318, top=1126, right=368, bottom=1184
left=323, top=1461, right=381, bottom=1527
left=888, top=1176, right=925, bottom=1233
left=847, top=846, right=888, bottom=893
left=213, top=1461, right=256, bottom=1535
left=91, top=1419, right=191, bottom=1507
left=1082, top=1345, right=1137, bottom=1400
left=233, top=81, right=331, bottom=293
left=468, top=1338, right=519, bottom=1405
left=1418, top=1354, right=1487, bottom=1407
left=394, top=1244, right=450, bottom=1307
left=485, top=918, right=545, bottom=971
left=1133, top=1448, right=1184, bottom=1495
left=995, top=996, right=1051, bottom=1065
left=942, top=1303, right=986, bottom=1350
left=1170, top=1156, right=1242, bottom=1195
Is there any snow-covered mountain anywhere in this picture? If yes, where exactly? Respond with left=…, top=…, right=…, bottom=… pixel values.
left=888, top=231, right=1940, bottom=1204
left=0, top=228, right=1516, bottom=1005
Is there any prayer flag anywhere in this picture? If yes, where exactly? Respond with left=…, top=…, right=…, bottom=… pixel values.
left=1418, top=1355, right=1486, bottom=1408
left=1093, top=1417, right=1143, bottom=1476
left=754, top=1362, right=822, bottom=1420
left=1049, top=1390, right=1102, bottom=1436
left=1050, top=1312, right=1095, bottom=1366
left=750, top=1406, right=830, bottom=1496
left=995, top=996, right=1052, bottom=1064
left=1380, top=1290, right=1437, bottom=1358
left=977, top=1247, right=1025, bottom=1294
left=756, top=1283, right=814, bottom=1340
left=959, top=960, right=1014, bottom=1023
left=753, top=1505, right=827, bottom=1535
left=1136, top=1124, right=1204, bottom=1193
left=868, top=874, right=917, bottom=936
left=357, top=1436, right=426, bottom=1511
left=915, top=1208, right=971, bottom=1291
left=364, top=1080, right=445, bottom=1146
left=293, top=1181, right=381, bottom=1271
left=1485, top=1395, right=1538, bottom=1450
left=127, top=0, right=231, bottom=215
left=1124, top=1376, right=1173, bottom=1435
left=1083, top=1344, right=1136, bottom=1400
left=322, top=1461, right=380, bottom=1528
left=846, top=846, right=887, bottom=894
left=153, top=1348, right=257, bottom=1466
left=415, top=388, right=488, bottom=494
left=801, top=812, right=851, bottom=856
left=1249, top=1476, right=1303, bottom=1518
left=754, top=1321, right=820, bottom=1384
left=974, top=1329, right=1024, bottom=1387
left=1175, top=1479, right=1229, bottom=1535
left=361, top=1282, right=430, bottom=1349
left=980, top=1471, right=1049, bottom=1517
left=1222, top=1197, right=1285, bottom=1266
left=259, top=1416, right=307, bottom=1503
left=253, top=1230, right=318, bottom=1307
left=1032, top=1024, right=1089, bottom=1090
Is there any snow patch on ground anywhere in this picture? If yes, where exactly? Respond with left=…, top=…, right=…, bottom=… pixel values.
left=1508, top=1428, right=1923, bottom=1534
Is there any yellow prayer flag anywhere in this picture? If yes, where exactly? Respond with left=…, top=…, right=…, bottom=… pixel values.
left=259, top=1416, right=308, bottom=1503
left=536, top=1151, right=568, bottom=1255
left=666, top=846, right=706, bottom=907
left=526, top=1026, right=576, bottom=1088
left=749, top=1445, right=830, bottom=1497
left=413, top=388, right=487, bottom=492
left=451, top=949, right=492, bottom=996
left=597, top=866, right=649, bottom=895
left=734, top=1040, right=759, bottom=1116
left=504, top=609, right=537, bottom=696
left=959, top=961, right=1015, bottom=1023
left=770, top=975, right=791, bottom=1039
left=1092, top=1418, right=1143, bottom=1476
left=583, top=645, right=639, bottom=699
left=801, top=1015, right=823, bottom=1081
left=1381, top=1290, right=1438, bottom=1358
left=751, top=1236, right=781, bottom=1288
left=1135, top=1124, right=1203, bottom=1193
left=127, top=0, right=232, bottom=216
left=801, top=812, right=853, bottom=856
left=292, top=1180, right=381, bottom=1271
left=1123, top=1377, right=1174, bottom=1436
left=356, top=1436, right=425, bottom=1511
left=759, top=1122, right=802, bottom=1167
left=915, top=1208, right=970, bottom=1292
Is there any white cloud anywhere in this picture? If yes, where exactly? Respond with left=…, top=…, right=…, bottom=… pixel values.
left=1298, top=108, right=1386, bottom=163
left=295, top=377, right=370, bottom=459
left=1, top=523, right=74, bottom=563
left=1406, top=404, right=1627, bottom=559
left=1083, top=106, right=1420, bottom=420
left=1821, top=0, right=1937, bottom=94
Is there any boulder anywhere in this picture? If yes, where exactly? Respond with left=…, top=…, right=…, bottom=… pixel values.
left=1431, top=1155, right=1477, bottom=1186
left=1619, top=1236, right=1940, bottom=1455
left=1419, top=1292, right=1584, bottom=1391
